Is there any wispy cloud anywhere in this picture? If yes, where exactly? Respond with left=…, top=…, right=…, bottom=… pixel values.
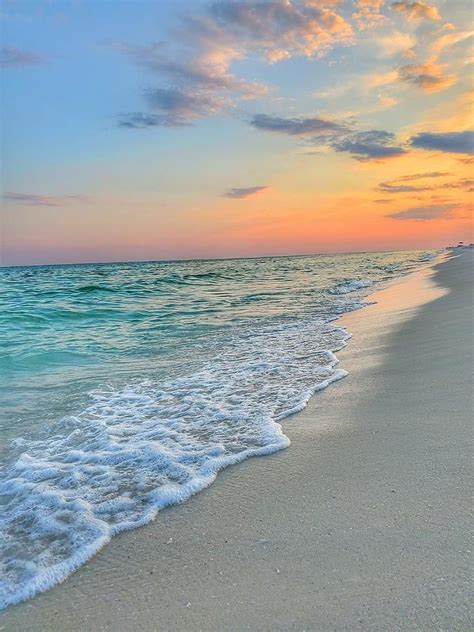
left=0, top=45, right=46, bottom=68
left=391, top=2, right=440, bottom=22
left=250, top=114, right=348, bottom=136
left=224, top=185, right=270, bottom=199
left=377, top=182, right=431, bottom=193
left=377, top=171, right=451, bottom=192
left=3, top=192, right=90, bottom=207
left=410, top=131, right=474, bottom=154
left=144, top=87, right=230, bottom=124
left=377, top=172, right=474, bottom=196
left=117, top=112, right=187, bottom=129
left=430, top=27, right=473, bottom=55
left=373, top=31, right=416, bottom=57
left=399, top=60, right=456, bottom=93
left=390, top=171, right=451, bottom=181
left=387, top=203, right=457, bottom=221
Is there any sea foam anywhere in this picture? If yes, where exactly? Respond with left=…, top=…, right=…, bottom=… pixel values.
left=328, top=279, right=372, bottom=295
left=0, top=319, right=349, bottom=609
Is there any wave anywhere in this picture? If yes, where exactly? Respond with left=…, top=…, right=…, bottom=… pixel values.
left=154, top=271, right=234, bottom=286
left=0, top=318, right=349, bottom=609
left=76, top=285, right=116, bottom=293
left=327, top=278, right=372, bottom=295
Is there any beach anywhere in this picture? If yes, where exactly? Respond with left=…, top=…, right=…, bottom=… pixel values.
left=1, top=250, right=472, bottom=631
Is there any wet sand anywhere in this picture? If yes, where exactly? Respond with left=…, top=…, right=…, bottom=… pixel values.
left=2, top=251, right=472, bottom=631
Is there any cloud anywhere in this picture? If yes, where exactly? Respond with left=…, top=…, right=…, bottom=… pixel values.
left=117, top=112, right=187, bottom=128
left=377, top=182, right=430, bottom=193
left=391, top=171, right=451, bottom=181
left=373, top=31, right=416, bottom=57
left=399, top=60, right=456, bottom=93
left=118, top=87, right=233, bottom=127
left=430, top=28, right=473, bottom=55
left=413, top=88, right=474, bottom=133
left=145, top=87, right=230, bottom=123
left=365, top=61, right=456, bottom=94
left=352, top=0, right=385, bottom=30
left=364, top=69, right=399, bottom=88
left=0, top=45, right=46, bottom=68
left=224, top=185, right=270, bottom=199
left=3, top=192, right=90, bottom=207
left=373, top=94, right=398, bottom=111
left=116, top=0, right=353, bottom=127
left=250, top=113, right=348, bottom=136
left=250, top=112, right=407, bottom=161
left=376, top=172, right=474, bottom=194
left=410, top=131, right=474, bottom=154
left=386, top=203, right=457, bottom=221
left=113, top=41, right=267, bottom=99
left=391, top=2, right=440, bottom=22
left=451, top=179, right=474, bottom=191
left=203, top=0, right=353, bottom=61
left=330, top=129, right=407, bottom=161
left=376, top=171, right=451, bottom=192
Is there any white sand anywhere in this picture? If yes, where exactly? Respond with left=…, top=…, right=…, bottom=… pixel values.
left=2, top=251, right=472, bottom=631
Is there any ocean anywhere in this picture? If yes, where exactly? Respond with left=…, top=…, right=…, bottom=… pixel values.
left=0, top=250, right=436, bottom=608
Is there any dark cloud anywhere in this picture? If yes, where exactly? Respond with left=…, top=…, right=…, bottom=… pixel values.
left=117, top=112, right=183, bottom=129
left=250, top=113, right=347, bottom=136
left=386, top=203, right=456, bottom=221
left=3, top=192, right=90, bottom=207
left=250, top=114, right=406, bottom=161
left=224, top=185, right=269, bottom=199
left=0, top=45, right=46, bottom=68
left=331, top=130, right=407, bottom=161
left=410, top=131, right=474, bottom=155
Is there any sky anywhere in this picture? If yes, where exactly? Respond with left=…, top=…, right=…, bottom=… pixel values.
left=0, top=0, right=473, bottom=265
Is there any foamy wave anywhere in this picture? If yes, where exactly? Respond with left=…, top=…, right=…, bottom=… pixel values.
left=0, top=319, right=349, bottom=609
left=327, top=279, right=372, bottom=295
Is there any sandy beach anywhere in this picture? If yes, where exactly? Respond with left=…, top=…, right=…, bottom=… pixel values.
left=1, top=251, right=472, bottom=632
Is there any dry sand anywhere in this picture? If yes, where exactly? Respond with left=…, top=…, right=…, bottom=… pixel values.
left=1, top=251, right=472, bottom=631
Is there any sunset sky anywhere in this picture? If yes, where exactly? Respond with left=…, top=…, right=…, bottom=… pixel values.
left=1, top=0, right=473, bottom=265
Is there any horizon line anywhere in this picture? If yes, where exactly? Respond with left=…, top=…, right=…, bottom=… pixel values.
left=0, top=245, right=443, bottom=269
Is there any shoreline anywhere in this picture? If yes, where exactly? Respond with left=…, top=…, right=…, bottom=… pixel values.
left=2, top=251, right=472, bottom=631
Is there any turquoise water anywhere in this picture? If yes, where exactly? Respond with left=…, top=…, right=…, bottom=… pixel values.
left=0, top=250, right=435, bottom=608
